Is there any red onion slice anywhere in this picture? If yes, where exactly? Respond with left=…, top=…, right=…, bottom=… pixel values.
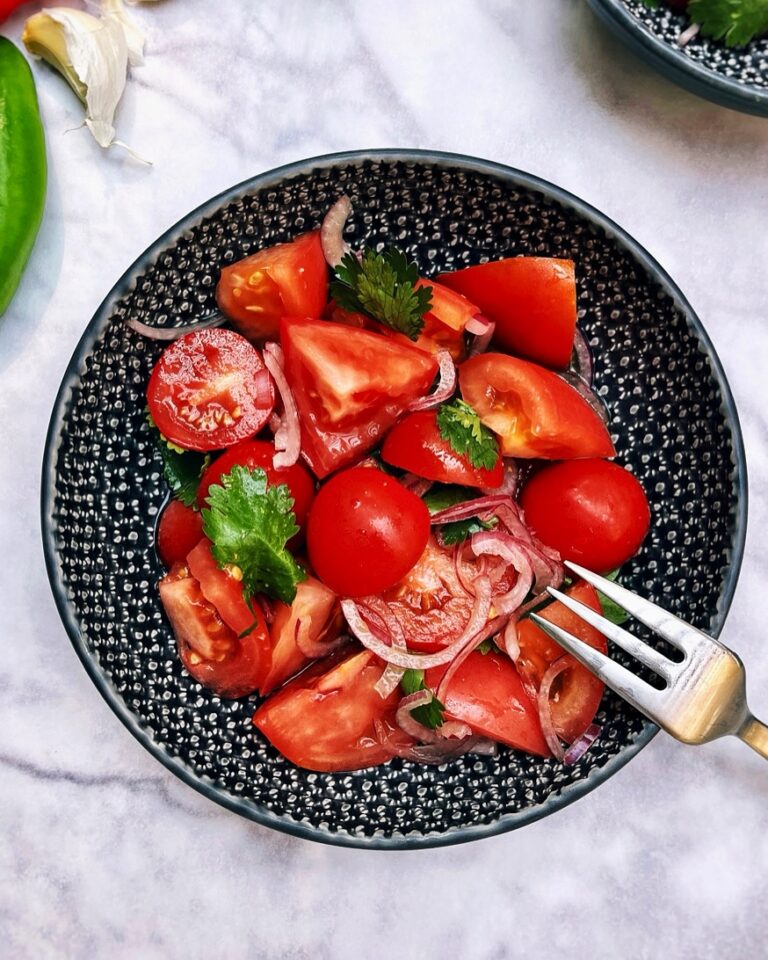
left=559, top=371, right=610, bottom=425
left=126, top=313, right=227, bottom=341
left=465, top=313, right=491, bottom=336
left=262, top=343, right=301, bottom=468
left=563, top=723, right=602, bottom=764
left=374, top=720, right=482, bottom=765
left=470, top=531, right=533, bottom=615
left=293, top=618, right=347, bottom=659
left=395, top=691, right=443, bottom=743
left=677, top=22, right=700, bottom=47
left=363, top=597, right=408, bottom=699
left=407, top=350, right=456, bottom=412
left=537, top=657, right=570, bottom=760
left=399, top=473, right=434, bottom=498
left=571, top=327, right=593, bottom=384
left=253, top=594, right=275, bottom=626
left=469, top=319, right=495, bottom=357
left=430, top=494, right=510, bottom=525
left=320, top=195, right=353, bottom=267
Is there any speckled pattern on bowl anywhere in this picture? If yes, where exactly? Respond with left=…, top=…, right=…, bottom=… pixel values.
left=587, top=0, right=768, bottom=116
left=41, top=150, right=747, bottom=849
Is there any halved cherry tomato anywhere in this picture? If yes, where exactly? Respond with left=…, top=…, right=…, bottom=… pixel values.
left=459, top=353, right=615, bottom=459
left=253, top=648, right=408, bottom=771
left=216, top=231, right=328, bottom=342
left=159, top=564, right=270, bottom=698
left=196, top=439, right=315, bottom=529
left=381, top=410, right=503, bottom=488
left=439, top=258, right=576, bottom=368
left=147, top=328, right=275, bottom=452
left=426, top=650, right=550, bottom=756
left=516, top=581, right=607, bottom=743
left=306, top=466, right=430, bottom=597
left=156, top=500, right=204, bottom=568
left=520, top=459, right=650, bottom=573
left=261, top=575, right=343, bottom=695
left=281, top=317, right=438, bottom=477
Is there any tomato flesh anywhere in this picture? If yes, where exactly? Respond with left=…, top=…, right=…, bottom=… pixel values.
left=439, top=257, right=576, bottom=368
left=147, top=328, right=275, bottom=452
left=516, top=582, right=607, bottom=743
left=261, top=576, right=343, bottom=695
left=307, top=467, right=431, bottom=597
left=459, top=352, right=615, bottom=459
left=186, top=538, right=262, bottom=638
left=520, top=459, right=650, bottom=573
left=253, top=648, right=407, bottom=771
left=156, top=500, right=204, bottom=568
left=281, top=317, right=438, bottom=477
left=381, top=409, right=503, bottom=488
left=159, top=564, right=270, bottom=698
left=427, top=650, right=550, bottom=756
left=216, top=231, right=328, bottom=342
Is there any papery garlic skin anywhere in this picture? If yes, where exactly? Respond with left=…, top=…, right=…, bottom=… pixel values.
left=101, top=0, right=145, bottom=67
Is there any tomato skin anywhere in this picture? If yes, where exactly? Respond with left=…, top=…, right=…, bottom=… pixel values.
left=159, top=564, right=270, bottom=698
left=156, top=500, right=204, bottom=568
left=459, top=352, right=615, bottom=459
left=516, top=582, right=607, bottom=743
left=196, top=439, right=315, bottom=529
left=146, top=328, right=275, bottom=452
left=216, top=231, right=328, bottom=342
left=306, top=467, right=431, bottom=597
left=438, top=258, right=576, bottom=368
left=260, top=575, right=343, bottom=695
left=420, top=278, right=479, bottom=333
left=426, top=650, right=551, bottom=757
left=281, top=317, right=438, bottom=478
left=253, top=648, right=407, bottom=771
left=520, top=459, right=650, bottom=573
left=381, top=410, right=503, bottom=488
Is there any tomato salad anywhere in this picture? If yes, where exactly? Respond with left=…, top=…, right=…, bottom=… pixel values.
left=134, top=196, right=651, bottom=772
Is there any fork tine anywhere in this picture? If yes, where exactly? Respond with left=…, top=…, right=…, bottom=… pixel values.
left=546, top=586, right=673, bottom=679
left=529, top=614, right=662, bottom=722
left=564, top=561, right=706, bottom=654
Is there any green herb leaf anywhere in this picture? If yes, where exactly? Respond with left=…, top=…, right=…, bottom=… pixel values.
left=476, top=637, right=496, bottom=656
left=330, top=248, right=432, bottom=341
left=147, top=412, right=209, bottom=508
left=422, top=484, right=470, bottom=514
left=436, top=399, right=500, bottom=471
left=688, top=0, right=768, bottom=46
left=423, top=483, right=497, bottom=545
left=201, top=466, right=306, bottom=604
left=439, top=516, right=497, bottom=546
left=400, top=668, right=445, bottom=729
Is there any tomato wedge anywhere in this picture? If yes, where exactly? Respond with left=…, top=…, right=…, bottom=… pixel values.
left=156, top=500, right=204, bottom=568
left=147, top=328, right=275, bottom=452
left=216, top=231, right=328, bottom=342
left=196, top=439, right=315, bottom=528
left=159, top=564, right=270, bottom=698
left=260, top=576, right=343, bottom=695
left=459, top=353, right=615, bottom=459
left=439, top=257, right=576, bottom=368
left=186, top=538, right=260, bottom=635
left=253, top=648, right=408, bottom=772
left=381, top=410, right=503, bottom=488
left=516, top=582, right=608, bottom=743
left=426, top=650, right=550, bottom=756
left=419, top=278, right=479, bottom=333
left=281, top=317, right=438, bottom=477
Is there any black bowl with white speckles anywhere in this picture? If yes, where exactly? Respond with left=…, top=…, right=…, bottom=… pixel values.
left=41, top=150, right=747, bottom=849
left=587, top=0, right=768, bottom=116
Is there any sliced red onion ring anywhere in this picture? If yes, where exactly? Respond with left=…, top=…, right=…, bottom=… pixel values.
left=677, top=22, right=700, bottom=48
left=375, top=720, right=482, bottom=765
left=429, top=494, right=509, bottom=525
left=268, top=412, right=282, bottom=434
left=452, top=544, right=477, bottom=596
left=470, top=532, right=533, bottom=615
left=469, top=319, right=495, bottom=357
left=571, top=327, right=593, bottom=384
left=537, top=657, right=570, bottom=761
left=465, top=314, right=491, bottom=336
left=320, top=194, right=353, bottom=268
left=253, top=594, right=275, bottom=626
left=501, top=618, right=520, bottom=660
left=126, top=313, right=227, bottom=341
left=407, top=350, right=456, bottom=412
left=563, top=723, right=602, bottom=764
left=395, top=691, right=442, bottom=743
left=293, top=617, right=348, bottom=659
left=440, top=720, right=474, bottom=740
left=482, top=459, right=518, bottom=498
left=262, top=343, right=301, bottom=468
left=363, top=597, right=408, bottom=699
left=400, top=473, right=434, bottom=498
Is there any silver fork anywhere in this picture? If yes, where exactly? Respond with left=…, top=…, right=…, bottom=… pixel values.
left=529, top=561, right=768, bottom=760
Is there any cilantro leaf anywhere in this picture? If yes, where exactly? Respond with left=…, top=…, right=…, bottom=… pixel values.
left=422, top=484, right=469, bottom=514
left=476, top=637, right=496, bottom=656
left=423, top=483, right=497, bottom=545
left=400, top=668, right=445, bottom=729
left=436, top=399, right=500, bottom=471
left=439, top=517, right=497, bottom=546
left=201, top=466, right=306, bottom=604
left=330, top=248, right=432, bottom=341
left=147, top=413, right=209, bottom=508
left=597, top=570, right=629, bottom=625
left=688, top=0, right=768, bottom=46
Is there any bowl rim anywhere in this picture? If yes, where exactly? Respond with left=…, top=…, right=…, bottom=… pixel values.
left=586, top=0, right=768, bottom=117
left=40, top=148, right=749, bottom=850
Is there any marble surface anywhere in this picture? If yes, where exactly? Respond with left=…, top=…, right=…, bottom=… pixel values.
left=1, top=0, right=767, bottom=957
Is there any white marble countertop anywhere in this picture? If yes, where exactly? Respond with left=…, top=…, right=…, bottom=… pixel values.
left=2, top=0, right=767, bottom=956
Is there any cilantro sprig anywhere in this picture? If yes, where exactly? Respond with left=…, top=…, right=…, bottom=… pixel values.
left=331, top=248, right=432, bottom=341
left=401, top=669, right=445, bottom=729
left=147, top=412, right=209, bottom=508
left=640, top=0, right=768, bottom=46
left=423, top=483, right=497, bottom=546
left=436, top=399, right=500, bottom=471
left=201, top=466, right=306, bottom=605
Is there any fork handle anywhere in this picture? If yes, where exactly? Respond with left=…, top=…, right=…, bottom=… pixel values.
left=738, top=716, right=768, bottom=760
